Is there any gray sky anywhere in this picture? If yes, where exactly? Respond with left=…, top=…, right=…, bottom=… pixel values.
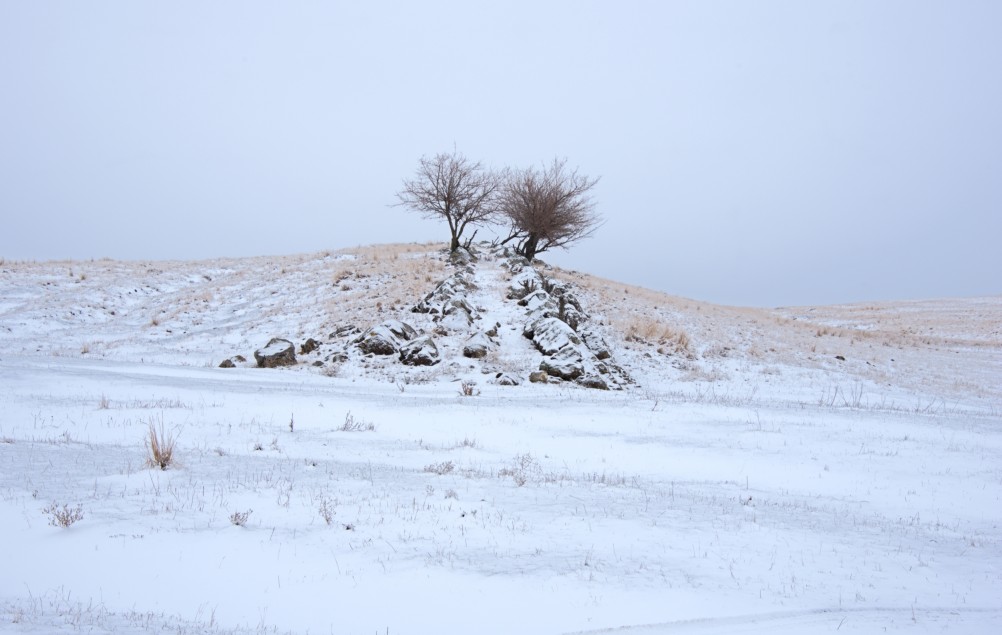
left=2, top=1, right=999, bottom=307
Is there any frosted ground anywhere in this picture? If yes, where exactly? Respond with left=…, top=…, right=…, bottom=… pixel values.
left=0, top=244, right=999, bottom=634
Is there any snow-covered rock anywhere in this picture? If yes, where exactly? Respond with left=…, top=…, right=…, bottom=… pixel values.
left=254, top=337, right=297, bottom=368
left=463, top=332, right=494, bottom=359
left=356, top=320, right=417, bottom=355
left=524, top=317, right=582, bottom=356
left=539, top=345, right=585, bottom=380
left=399, top=335, right=440, bottom=366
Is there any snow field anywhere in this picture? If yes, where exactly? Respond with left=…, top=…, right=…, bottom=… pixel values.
left=1, top=245, right=999, bottom=633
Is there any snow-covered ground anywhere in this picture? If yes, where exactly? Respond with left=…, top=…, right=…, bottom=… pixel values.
left=1, top=244, right=999, bottom=634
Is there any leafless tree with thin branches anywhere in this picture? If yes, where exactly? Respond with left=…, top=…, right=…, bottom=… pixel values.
left=395, top=150, right=501, bottom=253
left=497, top=158, right=601, bottom=261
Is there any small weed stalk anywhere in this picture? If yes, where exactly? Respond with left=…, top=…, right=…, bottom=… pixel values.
left=229, top=509, right=252, bottom=526
left=145, top=419, right=177, bottom=470
left=44, top=502, right=83, bottom=528
left=338, top=411, right=375, bottom=432
left=318, top=497, right=336, bottom=526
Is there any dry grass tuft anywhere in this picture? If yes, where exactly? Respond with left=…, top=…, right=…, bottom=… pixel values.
left=43, top=502, right=84, bottom=528
left=338, top=411, right=375, bottom=432
left=424, top=461, right=455, bottom=476
left=145, top=419, right=177, bottom=470
left=229, top=509, right=252, bottom=526
left=624, top=319, right=692, bottom=355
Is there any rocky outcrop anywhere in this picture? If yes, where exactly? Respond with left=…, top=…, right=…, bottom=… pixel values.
left=239, top=243, right=631, bottom=391
left=255, top=338, right=297, bottom=368
left=506, top=257, right=629, bottom=389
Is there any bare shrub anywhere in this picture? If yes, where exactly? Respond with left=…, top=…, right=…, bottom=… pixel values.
left=43, top=502, right=84, bottom=528
left=318, top=497, right=336, bottom=526
left=497, top=158, right=601, bottom=260
left=455, top=436, right=478, bottom=449
left=144, top=419, right=177, bottom=470
left=424, top=461, right=455, bottom=476
left=338, top=412, right=375, bottom=432
left=499, top=453, right=543, bottom=487
left=97, top=394, right=111, bottom=410
left=229, top=509, right=252, bottom=526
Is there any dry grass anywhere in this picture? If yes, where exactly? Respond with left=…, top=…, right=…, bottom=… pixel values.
left=338, top=412, right=375, bottom=432
left=424, top=461, right=455, bottom=476
left=229, top=509, right=252, bottom=526
left=43, top=502, right=84, bottom=528
left=144, top=419, right=177, bottom=470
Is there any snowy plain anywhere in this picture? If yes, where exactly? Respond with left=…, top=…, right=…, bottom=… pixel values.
left=1, top=244, right=999, bottom=634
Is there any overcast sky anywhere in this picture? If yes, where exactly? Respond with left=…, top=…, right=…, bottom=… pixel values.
left=1, top=1, right=999, bottom=307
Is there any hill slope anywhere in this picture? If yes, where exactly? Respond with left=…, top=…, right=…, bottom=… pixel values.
left=0, top=244, right=1000, bottom=634
left=2, top=242, right=998, bottom=411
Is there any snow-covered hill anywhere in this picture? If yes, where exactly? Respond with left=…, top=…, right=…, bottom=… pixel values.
left=1, top=244, right=1000, bottom=634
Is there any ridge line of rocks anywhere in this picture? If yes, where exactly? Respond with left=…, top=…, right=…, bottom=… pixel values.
left=224, top=245, right=632, bottom=390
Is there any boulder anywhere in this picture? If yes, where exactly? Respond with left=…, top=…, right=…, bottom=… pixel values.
left=507, top=269, right=542, bottom=300
left=300, top=338, right=321, bottom=355
left=528, top=370, right=549, bottom=384
left=399, top=335, right=440, bottom=366
left=580, top=329, right=612, bottom=360
left=518, top=289, right=556, bottom=311
left=577, top=374, right=609, bottom=390
left=463, top=332, right=494, bottom=359
left=219, top=359, right=236, bottom=368
left=494, top=372, right=519, bottom=386
left=413, top=273, right=476, bottom=314
left=330, top=324, right=361, bottom=339
left=539, top=346, right=585, bottom=380
left=355, top=320, right=417, bottom=355
left=255, top=338, right=297, bottom=368
left=525, top=317, right=582, bottom=355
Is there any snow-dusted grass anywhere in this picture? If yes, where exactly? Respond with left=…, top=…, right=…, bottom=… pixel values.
left=0, top=245, right=1000, bottom=634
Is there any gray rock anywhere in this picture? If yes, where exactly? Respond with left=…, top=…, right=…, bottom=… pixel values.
left=581, top=329, right=612, bottom=360
left=356, top=320, right=417, bottom=355
left=577, top=374, right=609, bottom=390
left=413, top=273, right=476, bottom=314
left=529, top=370, right=549, bottom=383
left=255, top=338, right=297, bottom=368
left=300, top=338, right=321, bottom=355
left=539, top=346, right=585, bottom=380
left=494, top=372, right=519, bottom=386
left=463, top=332, right=494, bottom=359
left=525, top=317, right=582, bottom=355
left=219, top=359, right=236, bottom=368
left=330, top=324, right=361, bottom=339
left=399, top=335, right=440, bottom=366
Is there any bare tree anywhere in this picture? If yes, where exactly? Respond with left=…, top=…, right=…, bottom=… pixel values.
left=395, top=150, right=500, bottom=253
left=498, top=158, right=601, bottom=261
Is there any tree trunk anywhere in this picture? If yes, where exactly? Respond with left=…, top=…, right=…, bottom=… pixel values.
left=521, top=234, right=539, bottom=261
left=449, top=234, right=460, bottom=253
